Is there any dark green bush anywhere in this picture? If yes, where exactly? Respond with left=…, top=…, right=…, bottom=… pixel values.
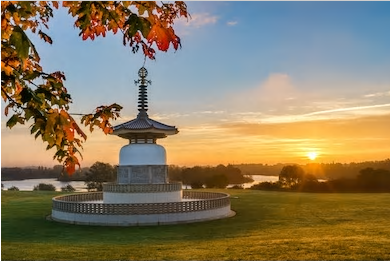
left=61, top=184, right=76, bottom=192
left=33, top=183, right=56, bottom=191
left=8, top=186, right=19, bottom=191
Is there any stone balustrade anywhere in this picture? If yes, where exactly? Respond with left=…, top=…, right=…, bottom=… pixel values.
left=52, top=191, right=230, bottom=215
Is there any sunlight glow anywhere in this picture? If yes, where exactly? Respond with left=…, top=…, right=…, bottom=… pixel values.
left=307, top=151, right=318, bottom=161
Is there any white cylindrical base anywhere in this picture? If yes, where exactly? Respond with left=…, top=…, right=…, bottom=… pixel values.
left=119, top=144, right=166, bottom=165
left=103, top=191, right=182, bottom=203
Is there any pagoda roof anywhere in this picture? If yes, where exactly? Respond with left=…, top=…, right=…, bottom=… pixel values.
left=112, top=112, right=178, bottom=139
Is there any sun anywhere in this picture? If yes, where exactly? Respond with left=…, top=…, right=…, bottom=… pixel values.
left=307, top=151, right=318, bottom=161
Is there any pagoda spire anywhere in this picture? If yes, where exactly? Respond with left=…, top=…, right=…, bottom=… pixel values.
left=135, top=67, right=151, bottom=118
left=112, top=66, right=178, bottom=140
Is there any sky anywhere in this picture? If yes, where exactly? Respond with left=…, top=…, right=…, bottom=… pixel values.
left=1, top=1, right=390, bottom=168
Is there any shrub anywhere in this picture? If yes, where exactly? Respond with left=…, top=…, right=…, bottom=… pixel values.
left=33, top=183, right=56, bottom=191
left=61, top=184, right=76, bottom=192
left=86, top=181, right=102, bottom=192
left=7, top=186, right=19, bottom=191
left=190, top=181, right=204, bottom=189
left=250, top=181, right=282, bottom=190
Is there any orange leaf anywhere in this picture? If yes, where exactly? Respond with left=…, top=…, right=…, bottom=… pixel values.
left=95, top=25, right=106, bottom=37
left=147, top=24, right=170, bottom=51
left=64, top=153, right=80, bottom=175
left=65, top=163, right=76, bottom=175
left=64, top=126, right=74, bottom=141
left=72, top=121, right=87, bottom=140
left=103, top=126, right=113, bottom=135
left=166, top=27, right=180, bottom=50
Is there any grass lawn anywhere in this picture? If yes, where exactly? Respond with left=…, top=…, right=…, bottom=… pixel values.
left=2, top=189, right=390, bottom=260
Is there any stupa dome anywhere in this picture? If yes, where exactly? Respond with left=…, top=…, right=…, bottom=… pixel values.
left=119, top=143, right=166, bottom=165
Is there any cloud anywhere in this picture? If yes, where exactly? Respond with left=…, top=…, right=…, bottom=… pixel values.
left=227, top=21, right=238, bottom=26
left=219, top=72, right=390, bottom=125
left=219, top=114, right=390, bottom=139
left=198, top=110, right=225, bottom=114
left=259, top=73, right=295, bottom=100
left=178, top=13, right=218, bottom=28
left=302, top=103, right=390, bottom=117
left=222, top=102, right=390, bottom=125
left=173, top=12, right=218, bottom=36
left=363, top=90, right=390, bottom=98
left=224, top=73, right=298, bottom=114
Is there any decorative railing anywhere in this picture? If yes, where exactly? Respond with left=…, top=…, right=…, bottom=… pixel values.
left=103, top=182, right=182, bottom=193
left=52, top=191, right=230, bottom=215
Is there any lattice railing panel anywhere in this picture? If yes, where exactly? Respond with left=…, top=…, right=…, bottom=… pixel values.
left=52, top=191, right=230, bottom=215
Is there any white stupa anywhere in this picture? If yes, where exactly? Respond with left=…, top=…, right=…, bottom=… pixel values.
left=51, top=67, right=234, bottom=226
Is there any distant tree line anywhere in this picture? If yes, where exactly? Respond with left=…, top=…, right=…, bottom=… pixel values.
left=234, top=159, right=390, bottom=180
left=1, top=165, right=88, bottom=181
left=1, top=166, right=62, bottom=181
left=251, top=165, right=390, bottom=193
left=168, top=164, right=253, bottom=189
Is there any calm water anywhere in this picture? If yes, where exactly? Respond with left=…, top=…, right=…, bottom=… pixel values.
left=234, top=175, right=279, bottom=189
left=1, top=178, right=88, bottom=192
left=1, top=175, right=279, bottom=191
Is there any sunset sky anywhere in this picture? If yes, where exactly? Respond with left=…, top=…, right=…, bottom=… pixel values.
left=1, top=1, right=390, bottom=168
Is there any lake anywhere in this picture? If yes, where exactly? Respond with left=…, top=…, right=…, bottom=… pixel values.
left=1, top=178, right=88, bottom=192
left=1, top=175, right=279, bottom=191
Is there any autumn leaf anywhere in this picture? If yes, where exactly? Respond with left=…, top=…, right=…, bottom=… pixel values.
left=147, top=24, right=170, bottom=51
left=1, top=61, right=14, bottom=75
left=38, top=30, right=53, bottom=44
left=9, top=26, right=30, bottom=62
left=52, top=1, right=59, bottom=9
left=72, top=121, right=87, bottom=140
left=55, top=129, right=64, bottom=146
left=6, top=114, right=24, bottom=128
left=64, top=154, right=80, bottom=174
left=64, top=125, right=75, bottom=142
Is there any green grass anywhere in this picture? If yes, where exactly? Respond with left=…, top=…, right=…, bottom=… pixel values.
left=2, top=190, right=390, bottom=260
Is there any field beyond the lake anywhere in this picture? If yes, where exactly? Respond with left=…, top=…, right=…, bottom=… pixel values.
left=2, top=190, right=390, bottom=260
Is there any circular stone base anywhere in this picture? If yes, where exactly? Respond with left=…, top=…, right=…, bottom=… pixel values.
left=51, top=209, right=236, bottom=226
left=51, top=191, right=233, bottom=226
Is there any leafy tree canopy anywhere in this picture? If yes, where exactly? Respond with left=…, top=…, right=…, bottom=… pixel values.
left=279, top=165, right=305, bottom=188
left=1, top=1, right=189, bottom=174
left=85, top=161, right=116, bottom=191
